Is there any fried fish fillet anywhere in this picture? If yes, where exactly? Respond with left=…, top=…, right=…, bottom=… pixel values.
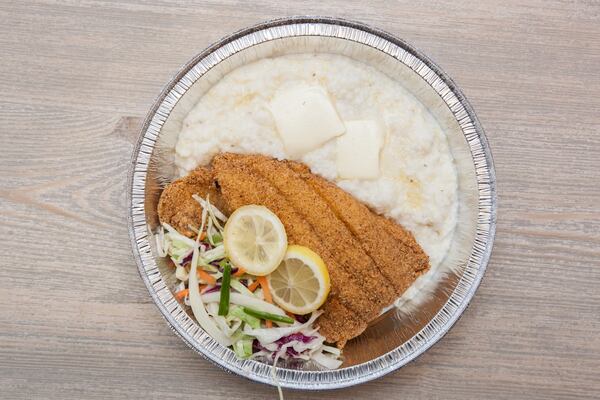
left=157, top=166, right=228, bottom=238
left=157, top=153, right=430, bottom=347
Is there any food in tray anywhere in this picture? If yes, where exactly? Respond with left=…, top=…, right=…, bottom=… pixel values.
left=156, top=53, right=459, bottom=369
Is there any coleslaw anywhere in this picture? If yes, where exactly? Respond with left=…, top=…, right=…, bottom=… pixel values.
left=156, top=195, right=342, bottom=369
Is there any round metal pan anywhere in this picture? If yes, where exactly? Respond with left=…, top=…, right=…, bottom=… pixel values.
left=128, top=16, right=497, bottom=390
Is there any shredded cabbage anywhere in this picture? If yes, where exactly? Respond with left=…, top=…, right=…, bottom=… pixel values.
left=229, top=306, right=260, bottom=329
left=188, top=246, right=231, bottom=347
left=321, top=345, right=341, bottom=357
left=175, top=265, right=189, bottom=282
left=193, top=194, right=228, bottom=223
left=243, top=311, right=322, bottom=345
left=233, top=337, right=253, bottom=359
left=162, top=223, right=197, bottom=247
left=229, top=279, right=254, bottom=297
left=155, top=227, right=167, bottom=257
left=201, top=292, right=286, bottom=316
left=312, top=351, right=343, bottom=369
left=207, top=303, right=242, bottom=337
left=202, top=245, right=225, bottom=262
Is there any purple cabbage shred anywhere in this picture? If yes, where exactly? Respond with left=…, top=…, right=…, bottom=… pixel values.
left=211, top=261, right=237, bottom=275
left=203, top=285, right=221, bottom=294
left=181, top=252, right=193, bottom=265
left=276, top=332, right=316, bottom=345
left=252, top=335, right=315, bottom=360
left=252, top=339, right=265, bottom=353
left=294, top=314, right=310, bottom=323
left=286, top=347, right=299, bottom=357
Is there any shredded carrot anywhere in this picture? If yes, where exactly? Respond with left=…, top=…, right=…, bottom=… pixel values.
left=198, top=231, right=206, bottom=241
left=257, top=276, right=272, bottom=303
left=233, top=267, right=246, bottom=277
left=256, top=277, right=273, bottom=328
left=175, top=284, right=207, bottom=301
left=285, top=311, right=295, bottom=319
left=175, top=288, right=189, bottom=301
left=248, top=280, right=260, bottom=292
left=197, top=269, right=217, bottom=285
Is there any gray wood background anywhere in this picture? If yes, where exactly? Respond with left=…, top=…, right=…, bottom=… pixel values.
left=1, top=1, right=599, bottom=399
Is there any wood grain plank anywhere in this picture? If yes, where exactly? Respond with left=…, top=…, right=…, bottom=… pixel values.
left=1, top=0, right=599, bottom=399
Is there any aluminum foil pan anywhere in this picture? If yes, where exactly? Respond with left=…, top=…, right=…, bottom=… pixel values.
left=128, top=16, right=497, bottom=390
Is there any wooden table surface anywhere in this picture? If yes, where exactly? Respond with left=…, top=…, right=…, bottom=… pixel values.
left=2, top=1, right=599, bottom=399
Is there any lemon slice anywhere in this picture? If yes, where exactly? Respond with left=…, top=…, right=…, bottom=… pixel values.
left=268, top=245, right=331, bottom=315
left=223, top=205, right=288, bottom=276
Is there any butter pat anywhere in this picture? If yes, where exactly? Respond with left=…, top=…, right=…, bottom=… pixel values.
left=269, top=83, right=345, bottom=158
left=336, top=120, right=384, bottom=180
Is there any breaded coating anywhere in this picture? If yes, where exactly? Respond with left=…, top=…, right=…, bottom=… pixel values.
left=288, top=161, right=430, bottom=295
left=157, top=167, right=228, bottom=238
